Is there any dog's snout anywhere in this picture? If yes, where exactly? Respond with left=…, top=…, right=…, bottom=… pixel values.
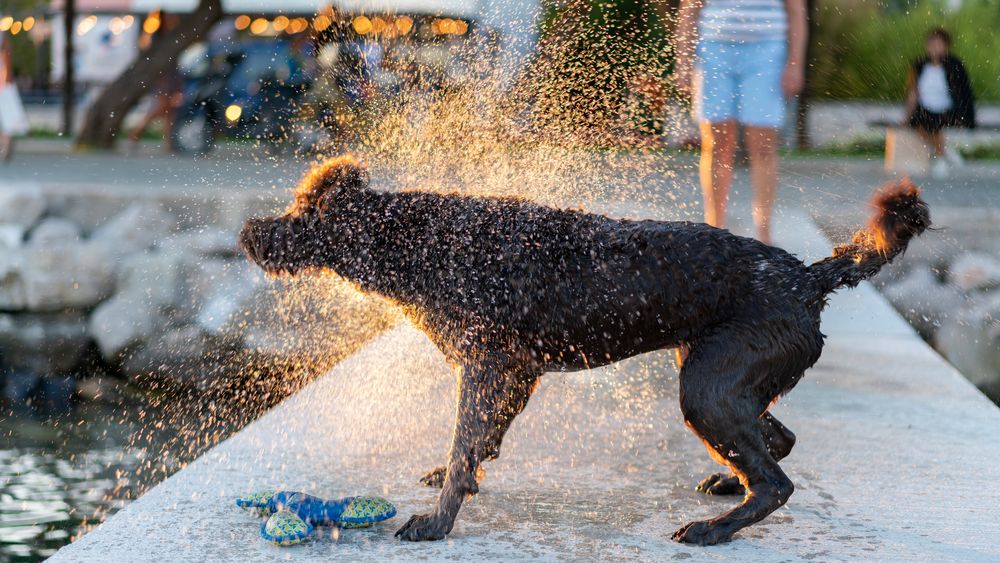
left=239, top=217, right=274, bottom=264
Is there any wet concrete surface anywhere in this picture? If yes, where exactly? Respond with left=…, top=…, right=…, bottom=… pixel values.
left=51, top=206, right=1000, bottom=561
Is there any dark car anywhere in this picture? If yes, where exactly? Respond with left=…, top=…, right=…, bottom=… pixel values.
left=171, top=38, right=311, bottom=155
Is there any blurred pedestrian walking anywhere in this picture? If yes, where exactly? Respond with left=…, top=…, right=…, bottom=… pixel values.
left=905, top=27, right=975, bottom=179
left=128, top=13, right=183, bottom=153
left=674, top=0, right=807, bottom=244
left=0, top=32, right=29, bottom=162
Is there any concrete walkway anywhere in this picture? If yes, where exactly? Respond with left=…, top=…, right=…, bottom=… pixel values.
left=51, top=207, right=1000, bottom=561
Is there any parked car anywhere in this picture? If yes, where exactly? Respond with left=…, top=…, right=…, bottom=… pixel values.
left=171, top=39, right=312, bottom=155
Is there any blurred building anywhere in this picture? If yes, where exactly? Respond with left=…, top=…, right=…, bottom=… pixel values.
left=44, top=0, right=540, bottom=90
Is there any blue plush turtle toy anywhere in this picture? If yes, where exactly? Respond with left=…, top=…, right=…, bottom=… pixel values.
left=236, top=490, right=397, bottom=546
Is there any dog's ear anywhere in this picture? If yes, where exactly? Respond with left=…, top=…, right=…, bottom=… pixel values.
left=287, top=155, right=370, bottom=216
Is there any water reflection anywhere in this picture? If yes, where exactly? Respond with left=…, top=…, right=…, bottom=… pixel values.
left=0, top=402, right=158, bottom=562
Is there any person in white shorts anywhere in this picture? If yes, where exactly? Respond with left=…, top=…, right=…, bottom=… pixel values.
left=674, top=0, right=807, bottom=244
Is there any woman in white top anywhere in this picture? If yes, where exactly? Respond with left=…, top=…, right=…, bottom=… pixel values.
left=674, top=0, right=807, bottom=244
left=905, top=27, right=976, bottom=177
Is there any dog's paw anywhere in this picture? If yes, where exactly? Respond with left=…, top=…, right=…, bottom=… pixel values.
left=419, top=466, right=447, bottom=488
left=696, top=473, right=745, bottom=496
left=394, top=513, right=450, bottom=541
left=672, top=520, right=734, bottom=546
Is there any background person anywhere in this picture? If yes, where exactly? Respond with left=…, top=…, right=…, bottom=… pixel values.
left=904, top=27, right=975, bottom=178
left=0, top=32, right=29, bottom=162
left=127, top=13, right=183, bottom=153
left=674, top=0, right=807, bottom=244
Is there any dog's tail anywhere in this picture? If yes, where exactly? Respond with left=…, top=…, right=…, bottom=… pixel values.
left=809, top=179, right=930, bottom=296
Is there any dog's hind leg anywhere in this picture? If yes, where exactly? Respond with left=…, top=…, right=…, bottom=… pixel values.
left=672, top=325, right=816, bottom=545
left=397, top=357, right=513, bottom=541
left=696, top=411, right=797, bottom=496
left=420, top=370, right=541, bottom=488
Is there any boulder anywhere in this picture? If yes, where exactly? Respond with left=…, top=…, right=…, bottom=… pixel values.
left=0, top=251, right=27, bottom=310
left=948, top=252, right=1000, bottom=292
left=75, top=376, right=125, bottom=404
left=936, top=292, right=1000, bottom=400
left=882, top=266, right=966, bottom=338
left=28, top=217, right=82, bottom=245
left=89, top=287, right=166, bottom=361
left=122, top=325, right=226, bottom=391
left=155, top=227, right=238, bottom=258
left=0, top=312, right=91, bottom=374
left=3, top=370, right=40, bottom=406
left=0, top=224, right=24, bottom=248
left=114, top=249, right=187, bottom=310
left=22, top=242, right=117, bottom=311
left=0, top=185, right=45, bottom=229
left=90, top=202, right=177, bottom=255
left=179, top=258, right=263, bottom=338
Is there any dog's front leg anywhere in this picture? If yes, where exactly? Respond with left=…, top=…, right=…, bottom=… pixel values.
left=396, top=361, right=498, bottom=541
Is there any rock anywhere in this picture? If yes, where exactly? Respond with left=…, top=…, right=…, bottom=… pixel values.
left=90, top=202, right=177, bottom=255
left=949, top=252, right=1000, bottom=292
left=114, top=249, right=187, bottom=310
left=0, top=251, right=27, bottom=310
left=122, top=325, right=226, bottom=391
left=22, top=242, right=117, bottom=311
left=179, top=258, right=263, bottom=338
left=0, top=312, right=91, bottom=374
left=75, top=376, right=125, bottom=404
left=0, top=241, right=117, bottom=312
left=936, top=292, right=1000, bottom=399
left=882, top=267, right=966, bottom=338
left=0, top=185, right=45, bottom=229
left=3, top=370, right=40, bottom=406
left=0, top=224, right=24, bottom=248
left=35, top=376, right=77, bottom=413
left=28, top=217, right=82, bottom=245
left=156, top=227, right=238, bottom=258
left=88, top=287, right=166, bottom=361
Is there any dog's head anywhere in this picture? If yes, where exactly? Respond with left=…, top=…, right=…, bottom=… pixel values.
left=239, top=155, right=371, bottom=275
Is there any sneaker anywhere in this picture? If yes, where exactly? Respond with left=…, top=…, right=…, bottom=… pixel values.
left=931, top=158, right=949, bottom=179
left=943, top=146, right=965, bottom=166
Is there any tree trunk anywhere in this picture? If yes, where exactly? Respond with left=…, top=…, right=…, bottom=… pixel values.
left=62, top=0, right=75, bottom=136
left=75, top=0, right=223, bottom=149
left=795, top=0, right=817, bottom=150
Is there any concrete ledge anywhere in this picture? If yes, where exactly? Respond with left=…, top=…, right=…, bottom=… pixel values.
left=52, top=210, right=1000, bottom=561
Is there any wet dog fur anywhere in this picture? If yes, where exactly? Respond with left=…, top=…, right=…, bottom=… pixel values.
left=239, top=155, right=930, bottom=545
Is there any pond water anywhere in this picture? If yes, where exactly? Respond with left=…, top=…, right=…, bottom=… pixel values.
left=0, top=400, right=176, bottom=562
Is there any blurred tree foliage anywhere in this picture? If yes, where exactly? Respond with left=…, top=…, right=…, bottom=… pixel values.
left=810, top=0, right=1000, bottom=101
left=2, top=0, right=47, bottom=85
left=524, top=0, right=675, bottom=142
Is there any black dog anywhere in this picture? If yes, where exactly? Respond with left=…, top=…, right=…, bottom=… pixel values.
left=239, top=155, right=929, bottom=545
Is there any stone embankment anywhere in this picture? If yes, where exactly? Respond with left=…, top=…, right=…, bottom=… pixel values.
left=0, top=184, right=392, bottom=408
left=868, top=207, right=1000, bottom=401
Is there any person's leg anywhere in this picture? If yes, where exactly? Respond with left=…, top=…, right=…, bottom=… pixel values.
left=744, top=126, right=779, bottom=244
left=739, top=40, right=787, bottom=244
left=699, top=120, right=738, bottom=228
left=163, top=92, right=181, bottom=153
left=129, top=108, right=157, bottom=143
left=931, top=129, right=945, bottom=157
left=0, top=134, right=11, bottom=163
left=914, top=127, right=939, bottom=156
left=693, top=40, right=738, bottom=229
